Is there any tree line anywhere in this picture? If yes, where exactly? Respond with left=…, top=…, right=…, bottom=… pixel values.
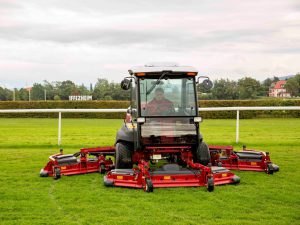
left=199, top=74, right=300, bottom=99
left=0, top=74, right=299, bottom=101
left=0, top=79, right=130, bottom=101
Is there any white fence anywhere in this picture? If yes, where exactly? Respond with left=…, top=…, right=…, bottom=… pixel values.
left=0, top=106, right=299, bottom=145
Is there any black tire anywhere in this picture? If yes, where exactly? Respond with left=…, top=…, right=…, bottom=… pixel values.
left=196, top=141, right=211, bottom=166
left=267, top=163, right=274, bottom=175
left=207, top=177, right=214, bottom=192
left=99, top=164, right=106, bottom=174
left=144, top=178, right=153, bottom=192
left=54, top=168, right=61, bottom=180
left=115, top=142, right=132, bottom=169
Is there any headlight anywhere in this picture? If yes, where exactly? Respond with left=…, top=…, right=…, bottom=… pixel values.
left=194, top=117, right=202, bottom=123
left=137, top=117, right=145, bottom=123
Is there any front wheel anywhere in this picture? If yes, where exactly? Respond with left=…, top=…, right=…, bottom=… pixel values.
left=267, top=163, right=274, bottom=175
left=99, top=164, right=106, bottom=174
left=53, top=168, right=61, bottom=180
left=115, top=142, right=132, bottom=169
left=144, top=178, right=153, bottom=192
left=207, top=177, right=214, bottom=192
left=196, top=141, right=211, bottom=166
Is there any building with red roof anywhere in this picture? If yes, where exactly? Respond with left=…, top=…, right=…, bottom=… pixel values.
left=269, top=80, right=291, bottom=98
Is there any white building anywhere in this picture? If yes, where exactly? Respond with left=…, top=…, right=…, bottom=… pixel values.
left=269, top=80, right=291, bottom=98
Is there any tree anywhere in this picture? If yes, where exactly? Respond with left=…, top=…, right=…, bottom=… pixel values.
left=93, top=79, right=130, bottom=100
left=211, top=79, right=238, bottom=100
left=110, top=83, right=130, bottom=100
left=285, top=74, right=300, bottom=97
left=18, top=88, right=29, bottom=100
left=237, top=77, right=261, bottom=99
left=54, top=95, right=61, bottom=100
left=31, top=83, right=45, bottom=100
left=43, top=80, right=55, bottom=100
left=273, top=76, right=280, bottom=82
left=93, top=79, right=108, bottom=100
left=261, top=78, right=273, bottom=96
left=0, top=87, right=13, bottom=100
left=77, top=84, right=90, bottom=95
left=56, top=80, right=77, bottom=100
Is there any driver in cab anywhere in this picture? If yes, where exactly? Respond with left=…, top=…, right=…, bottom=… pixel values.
left=145, top=87, right=175, bottom=116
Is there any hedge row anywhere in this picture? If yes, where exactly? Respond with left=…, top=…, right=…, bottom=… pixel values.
left=0, top=101, right=129, bottom=119
left=199, top=99, right=300, bottom=119
left=0, top=99, right=299, bottom=119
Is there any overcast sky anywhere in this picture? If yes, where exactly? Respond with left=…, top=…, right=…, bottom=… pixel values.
left=0, top=0, right=299, bottom=88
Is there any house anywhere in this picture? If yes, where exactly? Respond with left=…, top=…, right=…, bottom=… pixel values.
left=269, top=80, right=291, bottom=98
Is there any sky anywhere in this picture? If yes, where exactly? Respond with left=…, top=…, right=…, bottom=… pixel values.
left=0, top=0, right=299, bottom=88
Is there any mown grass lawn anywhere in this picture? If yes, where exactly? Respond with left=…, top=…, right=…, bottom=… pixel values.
left=0, top=118, right=299, bottom=225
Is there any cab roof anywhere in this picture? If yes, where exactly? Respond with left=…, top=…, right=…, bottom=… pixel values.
left=128, top=63, right=198, bottom=76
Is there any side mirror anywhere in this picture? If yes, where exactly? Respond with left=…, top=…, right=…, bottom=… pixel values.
left=121, top=78, right=132, bottom=90
left=127, top=108, right=137, bottom=116
left=202, top=79, right=213, bottom=90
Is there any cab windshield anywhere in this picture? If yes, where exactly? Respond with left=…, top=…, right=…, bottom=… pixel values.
left=139, top=77, right=197, bottom=117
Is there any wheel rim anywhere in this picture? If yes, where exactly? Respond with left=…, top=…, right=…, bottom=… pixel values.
left=145, top=183, right=148, bottom=191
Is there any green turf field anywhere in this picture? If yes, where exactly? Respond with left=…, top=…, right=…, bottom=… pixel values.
left=0, top=118, right=299, bottom=225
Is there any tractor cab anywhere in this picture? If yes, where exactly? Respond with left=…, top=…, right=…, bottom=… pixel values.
left=134, top=68, right=199, bottom=147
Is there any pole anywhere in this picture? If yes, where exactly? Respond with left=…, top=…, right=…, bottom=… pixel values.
left=44, top=90, right=47, bottom=101
left=28, top=90, right=31, bottom=101
left=58, top=112, right=61, bottom=146
left=13, top=89, right=15, bottom=101
left=236, top=110, right=239, bottom=143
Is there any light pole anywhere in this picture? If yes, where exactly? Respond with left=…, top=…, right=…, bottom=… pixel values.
left=44, top=89, right=47, bottom=101
left=13, top=89, right=15, bottom=101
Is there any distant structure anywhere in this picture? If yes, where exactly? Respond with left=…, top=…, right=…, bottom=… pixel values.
left=69, top=95, right=92, bottom=101
left=269, top=80, right=291, bottom=98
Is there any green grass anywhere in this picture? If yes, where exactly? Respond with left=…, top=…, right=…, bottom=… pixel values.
left=0, top=118, right=299, bottom=225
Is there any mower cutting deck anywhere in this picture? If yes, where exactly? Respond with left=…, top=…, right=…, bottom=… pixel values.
left=104, top=148, right=240, bottom=192
left=41, top=146, right=240, bottom=191
left=40, top=147, right=115, bottom=179
left=209, top=145, right=279, bottom=174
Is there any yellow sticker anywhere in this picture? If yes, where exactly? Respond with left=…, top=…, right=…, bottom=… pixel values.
left=60, top=166, right=66, bottom=170
left=126, top=123, right=136, bottom=129
left=117, top=176, right=123, bottom=180
left=222, top=173, right=227, bottom=177
left=164, top=176, right=171, bottom=180
left=251, top=162, right=257, bottom=166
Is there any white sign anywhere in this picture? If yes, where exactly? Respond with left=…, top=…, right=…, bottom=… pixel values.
left=69, top=95, right=93, bottom=101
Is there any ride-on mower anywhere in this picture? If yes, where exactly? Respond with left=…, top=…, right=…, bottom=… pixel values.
left=104, top=63, right=241, bottom=192
left=40, top=63, right=279, bottom=192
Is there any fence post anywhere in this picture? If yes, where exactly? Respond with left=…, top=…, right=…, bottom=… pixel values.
left=236, top=110, right=239, bottom=143
left=58, top=112, right=62, bottom=146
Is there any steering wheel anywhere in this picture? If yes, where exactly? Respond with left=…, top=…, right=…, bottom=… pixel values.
left=162, top=108, right=175, bottom=116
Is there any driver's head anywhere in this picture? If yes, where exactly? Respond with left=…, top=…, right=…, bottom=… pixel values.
left=154, top=88, right=165, bottom=101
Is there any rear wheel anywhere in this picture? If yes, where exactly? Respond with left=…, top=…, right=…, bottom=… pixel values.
left=115, top=142, right=132, bottom=169
left=196, top=141, right=211, bottom=166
